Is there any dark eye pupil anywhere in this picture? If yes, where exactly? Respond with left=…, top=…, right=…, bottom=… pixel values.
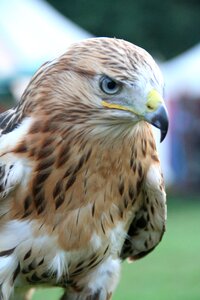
left=100, top=76, right=120, bottom=94
left=107, top=80, right=116, bottom=90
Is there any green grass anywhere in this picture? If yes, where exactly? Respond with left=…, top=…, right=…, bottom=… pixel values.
left=33, top=197, right=200, bottom=300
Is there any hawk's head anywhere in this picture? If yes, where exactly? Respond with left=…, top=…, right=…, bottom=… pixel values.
left=24, top=38, right=168, bottom=142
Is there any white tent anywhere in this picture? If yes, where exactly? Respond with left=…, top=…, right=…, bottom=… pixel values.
left=159, top=43, right=200, bottom=186
left=0, top=0, right=92, bottom=85
left=161, top=43, right=200, bottom=98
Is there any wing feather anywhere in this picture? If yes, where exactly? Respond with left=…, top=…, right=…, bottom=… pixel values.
left=0, top=108, right=22, bottom=134
left=0, top=109, right=30, bottom=202
left=120, top=162, right=166, bottom=261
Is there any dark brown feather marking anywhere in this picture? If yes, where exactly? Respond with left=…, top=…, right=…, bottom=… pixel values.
left=103, top=245, right=109, bottom=255
left=136, top=178, right=143, bottom=195
left=36, top=156, right=55, bottom=172
left=53, top=180, right=63, bottom=199
left=85, top=148, right=92, bottom=162
left=32, top=184, right=41, bottom=197
left=24, top=249, right=32, bottom=260
left=63, top=166, right=74, bottom=178
left=75, top=260, right=84, bottom=269
left=42, top=120, right=57, bottom=133
left=142, top=139, right=147, bottom=157
left=151, top=154, right=159, bottom=162
left=92, top=202, right=95, bottom=217
left=41, top=271, right=50, bottom=279
left=29, top=147, right=36, bottom=157
left=21, top=268, right=30, bottom=274
left=128, top=185, right=135, bottom=201
left=3, top=122, right=19, bottom=135
left=38, top=258, right=44, bottom=266
left=123, top=195, right=128, bottom=209
left=22, top=210, right=33, bottom=219
left=151, top=205, right=155, bottom=215
left=0, top=247, right=16, bottom=257
left=65, top=174, right=76, bottom=191
left=136, top=216, right=147, bottom=228
left=138, top=162, right=143, bottom=178
left=73, top=155, right=85, bottom=174
left=27, top=261, right=36, bottom=272
left=56, top=153, right=70, bottom=168
left=130, top=157, right=134, bottom=168
left=118, top=180, right=124, bottom=196
left=0, top=110, right=15, bottom=129
left=37, top=200, right=46, bottom=215
left=109, top=211, right=114, bottom=224
left=88, top=256, right=104, bottom=270
left=118, top=206, right=123, bottom=218
left=101, top=220, right=106, bottom=234
left=87, top=255, right=99, bottom=268
left=0, top=184, right=4, bottom=193
left=56, top=145, right=70, bottom=168
left=33, top=190, right=46, bottom=214
left=134, top=149, right=137, bottom=159
left=35, top=171, right=51, bottom=185
left=149, top=140, right=156, bottom=150
left=23, top=196, right=32, bottom=211
left=130, top=246, right=156, bottom=260
left=29, top=121, right=43, bottom=134
left=30, top=273, right=42, bottom=282
left=71, top=266, right=85, bottom=276
left=132, top=162, right=136, bottom=173
left=14, top=143, right=27, bottom=153
left=12, top=263, right=21, bottom=283
left=55, top=194, right=65, bottom=209
left=126, top=220, right=137, bottom=237
left=0, top=166, right=6, bottom=180
left=37, top=147, right=54, bottom=160
left=42, top=137, right=55, bottom=148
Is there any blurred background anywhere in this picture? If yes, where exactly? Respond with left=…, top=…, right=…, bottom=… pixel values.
left=0, top=0, right=200, bottom=299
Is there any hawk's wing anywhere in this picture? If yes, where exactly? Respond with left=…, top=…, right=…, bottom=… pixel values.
left=0, top=108, right=18, bottom=134
left=120, top=162, right=166, bottom=261
left=0, top=108, right=27, bottom=201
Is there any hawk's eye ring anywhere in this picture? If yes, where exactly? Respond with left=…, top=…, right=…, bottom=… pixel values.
left=100, top=76, right=121, bottom=95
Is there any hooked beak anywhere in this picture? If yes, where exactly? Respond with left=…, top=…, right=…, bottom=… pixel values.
left=144, top=89, right=169, bottom=142
left=101, top=89, right=169, bottom=142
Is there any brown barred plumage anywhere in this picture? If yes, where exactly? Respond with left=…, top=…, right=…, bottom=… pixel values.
left=0, top=38, right=168, bottom=300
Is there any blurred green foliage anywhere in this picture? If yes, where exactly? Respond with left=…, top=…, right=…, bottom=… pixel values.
left=47, top=0, right=200, bottom=59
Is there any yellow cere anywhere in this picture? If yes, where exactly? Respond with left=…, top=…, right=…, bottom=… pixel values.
left=146, top=89, right=164, bottom=111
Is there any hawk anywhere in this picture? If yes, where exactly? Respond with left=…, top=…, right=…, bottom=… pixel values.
left=0, top=38, right=168, bottom=300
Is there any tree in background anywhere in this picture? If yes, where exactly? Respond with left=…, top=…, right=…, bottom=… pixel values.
left=47, top=0, right=200, bottom=59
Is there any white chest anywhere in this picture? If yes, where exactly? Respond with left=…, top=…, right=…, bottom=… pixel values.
left=0, top=219, right=126, bottom=289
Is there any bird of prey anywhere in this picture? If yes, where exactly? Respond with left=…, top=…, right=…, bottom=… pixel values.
left=0, top=38, right=168, bottom=300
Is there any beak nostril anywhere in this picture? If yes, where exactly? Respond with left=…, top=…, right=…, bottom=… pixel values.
left=147, top=104, right=154, bottom=111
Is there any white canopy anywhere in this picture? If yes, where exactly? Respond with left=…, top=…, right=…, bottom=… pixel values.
left=0, top=0, right=92, bottom=83
left=161, top=43, right=200, bottom=97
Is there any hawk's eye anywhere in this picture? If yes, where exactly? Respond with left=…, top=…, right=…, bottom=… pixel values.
left=100, top=76, right=121, bottom=95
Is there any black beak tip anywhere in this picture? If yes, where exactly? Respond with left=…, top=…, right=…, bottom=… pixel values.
left=148, top=106, right=169, bottom=143
left=160, top=126, right=168, bottom=143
